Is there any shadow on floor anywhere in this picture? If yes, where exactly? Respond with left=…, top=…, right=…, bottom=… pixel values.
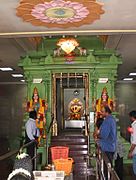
left=123, top=164, right=136, bottom=180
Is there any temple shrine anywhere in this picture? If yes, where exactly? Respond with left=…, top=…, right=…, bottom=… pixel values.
left=18, top=36, right=122, bottom=172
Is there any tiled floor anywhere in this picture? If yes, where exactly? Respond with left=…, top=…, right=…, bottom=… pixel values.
left=123, top=164, right=136, bottom=180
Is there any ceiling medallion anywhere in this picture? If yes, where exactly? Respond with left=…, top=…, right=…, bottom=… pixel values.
left=16, top=0, right=105, bottom=28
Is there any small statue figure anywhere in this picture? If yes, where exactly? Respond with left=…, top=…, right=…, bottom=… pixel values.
left=53, top=47, right=61, bottom=57
left=27, top=87, right=48, bottom=145
left=78, top=47, right=87, bottom=56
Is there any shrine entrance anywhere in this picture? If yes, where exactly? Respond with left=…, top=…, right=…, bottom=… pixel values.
left=52, top=73, right=89, bottom=133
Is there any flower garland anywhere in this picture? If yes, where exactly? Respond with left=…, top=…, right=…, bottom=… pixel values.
left=7, top=168, right=31, bottom=180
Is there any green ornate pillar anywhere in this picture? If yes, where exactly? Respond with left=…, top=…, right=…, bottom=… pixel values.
left=46, top=75, right=52, bottom=129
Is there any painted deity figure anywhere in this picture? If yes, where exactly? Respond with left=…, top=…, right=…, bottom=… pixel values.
left=95, top=87, right=114, bottom=119
left=68, top=98, right=83, bottom=120
left=27, top=87, right=48, bottom=144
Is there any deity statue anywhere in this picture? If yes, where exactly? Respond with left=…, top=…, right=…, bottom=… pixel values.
left=95, top=87, right=114, bottom=119
left=68, top=98, right=83, bottom=120
left=27, top=87, right=48, bottom=144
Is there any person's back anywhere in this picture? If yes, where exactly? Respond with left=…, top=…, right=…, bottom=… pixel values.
left=114, top=136, right=125, bottom=180
left=25, top=110, right=39, bottom=143
left=128, top=110, right=136, bottom=177
left=100, top=114, right=116, bottom=152
left=25, top=110, right=39, bottom=170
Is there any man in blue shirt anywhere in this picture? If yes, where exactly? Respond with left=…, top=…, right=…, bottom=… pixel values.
left=99, top=106, right=117, bottom=179
left=99, top=106, right=117, bottom=163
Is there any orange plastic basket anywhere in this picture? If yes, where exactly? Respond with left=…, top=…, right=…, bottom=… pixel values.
left=51, top=146, right=69, bottom=161
left=53, top=158, right=73, bottom=175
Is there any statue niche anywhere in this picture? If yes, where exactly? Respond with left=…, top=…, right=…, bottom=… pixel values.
left=68, top=98, right=84, bottom=120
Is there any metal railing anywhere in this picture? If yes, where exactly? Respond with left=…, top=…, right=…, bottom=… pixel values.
left=95, top=147, right=120, bottom=180
left=45, top=113, right=54, bottom=165
left=0, top=114, right=55, bottom=169
left=0, top=140, right=36, bottom=162
left=85, top=114, right=90, bottom=166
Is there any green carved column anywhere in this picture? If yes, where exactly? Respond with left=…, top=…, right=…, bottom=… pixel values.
left=46, top=73, right=52, bottom=129
left=25, top=72, right=33, bottom=100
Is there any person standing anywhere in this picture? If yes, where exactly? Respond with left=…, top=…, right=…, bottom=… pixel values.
left=98, top=106, right=117, bottom=179
left=99, top=106, right=117, bottom=163
left=25, top=110, right=40, bottom=169
left=128, top=110, right=136, bottom=177
left=114, top=134, right=125, bottom=180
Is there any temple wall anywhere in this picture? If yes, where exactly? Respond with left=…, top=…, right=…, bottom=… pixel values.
left=0, top=84, right=27, bottom=150
left=115, top=82, right=136, bottom=140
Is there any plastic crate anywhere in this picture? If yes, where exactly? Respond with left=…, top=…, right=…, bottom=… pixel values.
left=51, top=146, right=69, bottom=161
left=53, top=158, right=73, bottom=175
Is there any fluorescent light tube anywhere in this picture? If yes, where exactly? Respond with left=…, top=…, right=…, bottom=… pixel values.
left=129, top=73, right=136, bottom=76
left=123, top=78, right=133, bottom=81
left=0, top=67, right=13, bottom=71
left=12, top=74, right=23, bottom=77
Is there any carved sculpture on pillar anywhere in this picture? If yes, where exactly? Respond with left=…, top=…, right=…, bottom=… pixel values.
left=77, top=47, right=87, bottom=56
left=95, top=87, right=114, bottom=119
left=27, top=87, right=48, bottom=145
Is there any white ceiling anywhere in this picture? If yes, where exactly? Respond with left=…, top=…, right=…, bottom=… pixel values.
left=0, top=0, right=136, bottom=83
left=1, top=0, right=136, bottom=35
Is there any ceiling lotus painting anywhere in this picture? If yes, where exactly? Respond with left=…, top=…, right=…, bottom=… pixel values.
left=16, top=0, right=105, bottom=28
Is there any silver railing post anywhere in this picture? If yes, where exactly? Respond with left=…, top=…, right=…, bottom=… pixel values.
left=107, top=163, right=111, bottom=180
left=34, top=144, right=37, bottom=170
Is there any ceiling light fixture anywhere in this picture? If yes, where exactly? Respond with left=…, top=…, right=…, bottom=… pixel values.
left=20, top=79, right=25, bottom=82
left=123, top=78, right=133, bottom=81
left=57, top=38, right=79, bottom=54
left=12, top=74, right=23, bottom=77
left=129, top=72, right=136, bottom=76
left=98, top=78, right=108, bottom=83
left=0, top=67, right=13, bottom=71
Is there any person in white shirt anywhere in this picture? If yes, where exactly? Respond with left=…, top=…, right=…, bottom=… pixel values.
left=128, top=110, right=136, bottom=176
left=25, top=110, right=40, bottom=169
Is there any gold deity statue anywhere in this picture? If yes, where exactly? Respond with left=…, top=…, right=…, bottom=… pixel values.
left=95, top=87, right=114, bottom=119
left=68, top=98, right=83, bottom=120
left=27, top=87, right=48, bottom=144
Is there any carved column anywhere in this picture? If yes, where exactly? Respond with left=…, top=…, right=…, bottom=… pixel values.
left=25, top=72, right=33, bottom=100
left=46, top=72, right=52, bottom=129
